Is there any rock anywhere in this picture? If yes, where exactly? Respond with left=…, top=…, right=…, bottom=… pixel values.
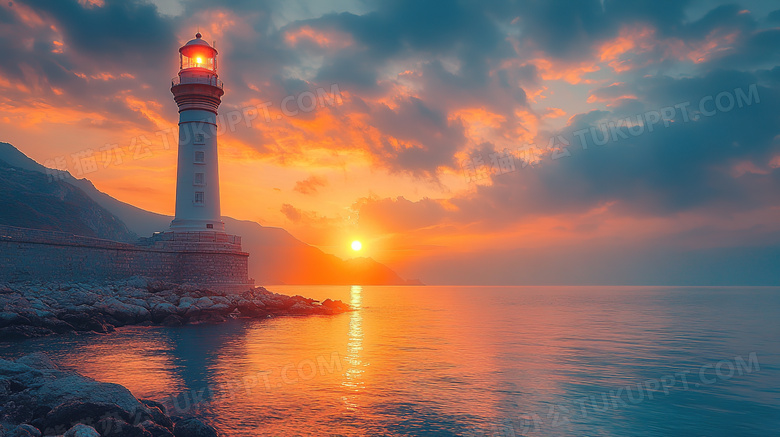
left=15, top=353, right=57, bottom=370
left=140, top=420, right=175, bottom=437
left=161, top=315, right=184, bottom=327
left=183, top=306, right=202, bottom=320
left=64, top=424, right=100, bottom=437
left=139, top=399, right=167, bottom=415
left=189, top=312, right=225, bottom=324
left=0, top=311, right=29, bottom=328
left=142, top=404, right=173, bottom=430
left=151, top=303, right=178, bottom=324
left=8, top=425, right=41, bottom=437
left=95, top=417, right=152, bottom=437
left=172, top=418, right=218, bottom=437
left=41, top=401, right=137, bottom=435
left=120, top=297, right=151, bottom=311
left=208, top=296, right=231, bottom=307
left=322, top=299, right=351, bottom=312
left=146, top=280, right=172, bottom=293
left=125, top=276, right=149, bottom=290
left=0, top=325, right=55, bottom=339
left=176, top=298, right=195, bottom=314
left=38, top=317, right=75, bottom=334
left=194, top=297, right=214, bottom=309
left=0, top=355, right=152, bottom=432
left=157, top=291, right=180, bottom=305
left=288, top=302, right=313, bottom=314
left=59, top=310, right=114, bottom=333
left=94, top=298, right=138, bottom=324
left=237, top=301, right=266, bottom=317
left=208, top=303, right=232, bottom=314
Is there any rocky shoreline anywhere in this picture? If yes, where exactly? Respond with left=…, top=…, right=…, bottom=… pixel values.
left=0, top=277, right=352, bottom=340
left=0, top=279, right=353, bottom=436
left=1, top=352, right=222, bottom=436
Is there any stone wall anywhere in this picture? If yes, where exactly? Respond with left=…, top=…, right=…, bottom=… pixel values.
left=0, top=225, right=253, bottom=292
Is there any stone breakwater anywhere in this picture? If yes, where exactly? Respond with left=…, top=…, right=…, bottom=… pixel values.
left=1, top=353, right=221, bottom=437
left=0, top=277, right=352, bottom=339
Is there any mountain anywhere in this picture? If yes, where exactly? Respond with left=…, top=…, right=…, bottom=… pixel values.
left=0, top=142, right=418, bottom=285
left=0, top=151, right=136, bottom=242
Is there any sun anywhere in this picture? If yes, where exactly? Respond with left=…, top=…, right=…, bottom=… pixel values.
left=351, top=240, right=362, bottom=251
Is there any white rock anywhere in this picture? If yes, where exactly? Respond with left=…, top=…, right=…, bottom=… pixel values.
left=64, top=424, right=100, bottom=437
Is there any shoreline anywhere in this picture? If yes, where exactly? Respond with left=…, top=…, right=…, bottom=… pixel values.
left=0, top=352, right=221, bottom=436
left=0, top=277, right=352, bottom=340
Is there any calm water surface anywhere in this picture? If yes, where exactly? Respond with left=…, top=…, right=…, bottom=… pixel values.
left=3, top=286, right=779, bottom=436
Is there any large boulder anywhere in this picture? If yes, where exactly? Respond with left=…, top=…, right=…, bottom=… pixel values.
left=140, top=420, right=175, bottom=437
left=8, top=424, right=41, bottom=437
left=194, top=297, right=214, bottom=309
left=151, top=303, right=178, bottom=324
left=139, top=399, right=168, bottom=415
left=322, top=299, right=351, bottom=313
left=176, top=298, right=195, bottom=315
left=95, top=417, right=151, bottom=437
left=0, top=354, right=152, bottom=435
left=141, top=403, right=173, bottom=430
left=172, top=418, right=218, bottom=437
left=40, top=401, right=139, bottom=435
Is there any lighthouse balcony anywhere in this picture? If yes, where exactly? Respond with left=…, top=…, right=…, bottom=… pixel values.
left=172, top=75, right=223, bottom=89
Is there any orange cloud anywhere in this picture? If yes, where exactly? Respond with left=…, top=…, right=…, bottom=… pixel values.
left=285, top=26, right=354, bottom=50
left=597, top=24, right=741, bottom=72
left=526, top=58, right=600, bottom=84
left=597, top=25, right=657, bottom=72
left=669, top=29, right=740, bottom=64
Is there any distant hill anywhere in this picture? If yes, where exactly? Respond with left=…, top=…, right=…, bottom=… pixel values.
left=0, top=142, right=419, bottom=285
left=0, top=154, right=136, bottom=242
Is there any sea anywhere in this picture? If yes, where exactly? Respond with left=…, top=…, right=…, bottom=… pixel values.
left=2, top=285, right=779, bottom=436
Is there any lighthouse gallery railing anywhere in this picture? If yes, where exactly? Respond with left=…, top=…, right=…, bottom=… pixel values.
left=171, top=76, right=223, bottom=89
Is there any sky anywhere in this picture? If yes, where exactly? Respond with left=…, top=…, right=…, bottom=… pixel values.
left=1, top=0, right=779, bottom=285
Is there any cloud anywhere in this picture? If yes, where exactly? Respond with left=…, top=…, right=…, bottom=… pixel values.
left=293, top=175, right=328, bottom=195
left=280, top=203, right=302, bottom=223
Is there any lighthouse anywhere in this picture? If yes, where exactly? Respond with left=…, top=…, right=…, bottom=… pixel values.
left=133, top=32, right=252, bottom=292
left=170, top=32, right=225, bottom=231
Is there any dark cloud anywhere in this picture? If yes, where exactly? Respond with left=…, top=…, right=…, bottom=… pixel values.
left=24, top=0, right=176, bottom=66
left=368, top=97, right=467, bottom=176
left=517, top=0, right=611, bottom=58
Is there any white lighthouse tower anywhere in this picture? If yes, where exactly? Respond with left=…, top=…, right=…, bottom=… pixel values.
left=170, top=32, right=225, bottom=231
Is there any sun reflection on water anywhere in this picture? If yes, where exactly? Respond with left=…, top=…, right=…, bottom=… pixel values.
left=342, top=285, right=364, bottom=411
